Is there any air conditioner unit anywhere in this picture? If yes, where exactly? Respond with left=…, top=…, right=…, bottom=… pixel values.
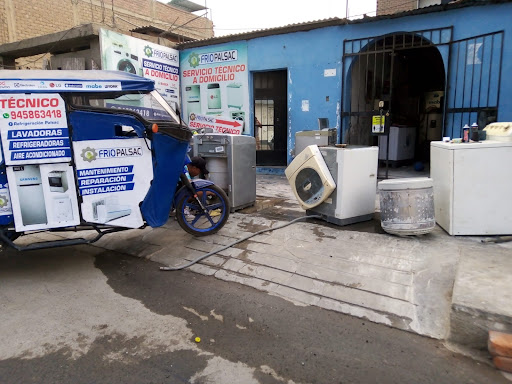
left=92, top=196, right=131, bottom=223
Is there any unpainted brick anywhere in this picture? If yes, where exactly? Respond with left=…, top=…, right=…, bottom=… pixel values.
left=489, top=330, right=512, bottom=358
left=493, top=356, right=512, bottom=374
left=0, top=0, right=213, bottom=45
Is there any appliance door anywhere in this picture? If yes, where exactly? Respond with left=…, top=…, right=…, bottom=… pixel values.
left=18, top=184, right=47, bottom=225
left=49, top=176, right=63, bottom=191
left=188, top=101, right=201, bottom=115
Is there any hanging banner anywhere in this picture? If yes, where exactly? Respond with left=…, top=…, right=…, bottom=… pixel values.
left=180, top=42, right=249, bottom=134
left=0, top=94, right=71, bottom=165
left=188, top=113, right=243, bottom=135
left=99, top=29, right=180, bottom=109
left=73, top=138, right=153, bottom=229
left=0, top=172, right=13, bottom=225
left=6, top=163, right=80, bottom=232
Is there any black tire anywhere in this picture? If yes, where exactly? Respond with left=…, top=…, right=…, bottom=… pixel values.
left=176, top=184, right=230, bottom=236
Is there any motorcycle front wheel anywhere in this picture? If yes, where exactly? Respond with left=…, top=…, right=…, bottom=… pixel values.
left=175, top=184, right=230, bottom=236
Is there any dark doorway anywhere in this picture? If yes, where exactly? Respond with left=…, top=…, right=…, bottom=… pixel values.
left=253, top=70, right=287, bottom=166
left=342, top=31, right=447, bottom=166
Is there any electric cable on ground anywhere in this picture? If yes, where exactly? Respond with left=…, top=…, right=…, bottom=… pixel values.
left=159, top=215, right=322, bottom=271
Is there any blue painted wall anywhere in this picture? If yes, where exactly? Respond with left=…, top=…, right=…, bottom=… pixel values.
left=181, top=2, right=512, bottom=164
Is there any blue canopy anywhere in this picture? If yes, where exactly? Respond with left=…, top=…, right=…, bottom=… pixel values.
left=0, top=70, right=155, bottom=93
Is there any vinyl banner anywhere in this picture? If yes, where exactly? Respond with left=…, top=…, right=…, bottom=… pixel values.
left=0, top=172, right=13, bottom=225
left=187, top=114, right=243, bottom=135
left=0, top=94, right=71, bottom=165
left=6, top=163, right=80, bottom=232
left=100, top=29, right=180, bottom=108
left=180, top=42, right=249, bottom=134
left=73, top=139, right=153, bottom=229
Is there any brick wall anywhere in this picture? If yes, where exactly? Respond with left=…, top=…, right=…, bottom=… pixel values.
left=377, top=0, right=417, bottom=15
left=0, top=0, right=213, bottom=44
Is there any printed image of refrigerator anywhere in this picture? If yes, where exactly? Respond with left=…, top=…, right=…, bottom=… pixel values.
left=185, top=85, right=201, bottom=116
left=13, top=165, right=47, bottom=225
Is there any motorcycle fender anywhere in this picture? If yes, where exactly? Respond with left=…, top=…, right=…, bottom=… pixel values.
left=174, top=179, right=215, bottom=204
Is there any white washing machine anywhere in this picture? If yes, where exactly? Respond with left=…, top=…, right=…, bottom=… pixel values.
left=227, top=83, right=243, bottom=109
left=305, top=146, right=379, bottom=226
left=285, top=145, right=336, bottom=210
left=431, top=138, right=512, bottom=235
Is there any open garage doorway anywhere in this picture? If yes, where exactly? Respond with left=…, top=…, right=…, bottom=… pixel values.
left=342, top=29, right=450, bottom=177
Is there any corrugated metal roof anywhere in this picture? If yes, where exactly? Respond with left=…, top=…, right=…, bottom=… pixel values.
left=177, top=0, right=512, bottom=49
left=168, top=0, right=207, bottom=12
left=130, top=25, right=195, bottom=41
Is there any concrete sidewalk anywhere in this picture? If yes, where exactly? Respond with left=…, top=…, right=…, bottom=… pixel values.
left=20, top=174, right=512, bottom=361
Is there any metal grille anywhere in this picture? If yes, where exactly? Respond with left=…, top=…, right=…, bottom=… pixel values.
left=444, top=31, right=504, bottom=137
left=254, top=99, right=275, bottom=151
left=341, top=27, right=452, bottom=145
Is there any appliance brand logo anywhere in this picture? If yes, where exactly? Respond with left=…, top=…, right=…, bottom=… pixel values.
left=14, top=82, right=37, bottom=88
left=80, top=146, right=143, bottom=162
left=20, top=177, right=39, bottom=182
left=188, top=50, right=238, bottom=69
left=144, top=45, right=153, bottom=58
left=0, top=194, right=8, bottom=208
left=81, top=147, right=97, bottom=162
left=188, top=53, right=200, bottom=68
left=65, top=83, right=83, bottom=88
left=144, top=45, right=178, bottom=63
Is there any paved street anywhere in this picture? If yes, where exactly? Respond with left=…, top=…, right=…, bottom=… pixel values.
left=0, top=245, right=509, bottom=383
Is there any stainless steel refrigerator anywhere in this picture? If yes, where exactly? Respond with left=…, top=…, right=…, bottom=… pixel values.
left=13, top=165, right=48, bottom=225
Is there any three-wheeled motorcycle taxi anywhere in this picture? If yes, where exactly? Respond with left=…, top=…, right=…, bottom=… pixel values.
left=0, top=70, right=229, bottom=250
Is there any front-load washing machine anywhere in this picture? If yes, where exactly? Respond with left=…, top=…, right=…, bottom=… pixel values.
left=285, top=145, right=336, bottom=210
left=306, top=146, right=379, bottom=226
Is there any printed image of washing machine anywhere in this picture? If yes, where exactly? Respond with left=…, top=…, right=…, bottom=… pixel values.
left=114, top=49, right=140, bottom=75
left=227, top=83, right=243, bottom=109
left=207, top=83, right=221, bottom=110
left=110, top=37, right=141, bottom=76
left=231, top=111, right=245, bottom=131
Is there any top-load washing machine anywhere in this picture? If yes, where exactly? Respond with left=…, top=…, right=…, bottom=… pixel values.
left=227, top=83, right=243, bottom=109
left=207, top=83, right=221, bottom=110
left=285, top=145, right=336, bottom=210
